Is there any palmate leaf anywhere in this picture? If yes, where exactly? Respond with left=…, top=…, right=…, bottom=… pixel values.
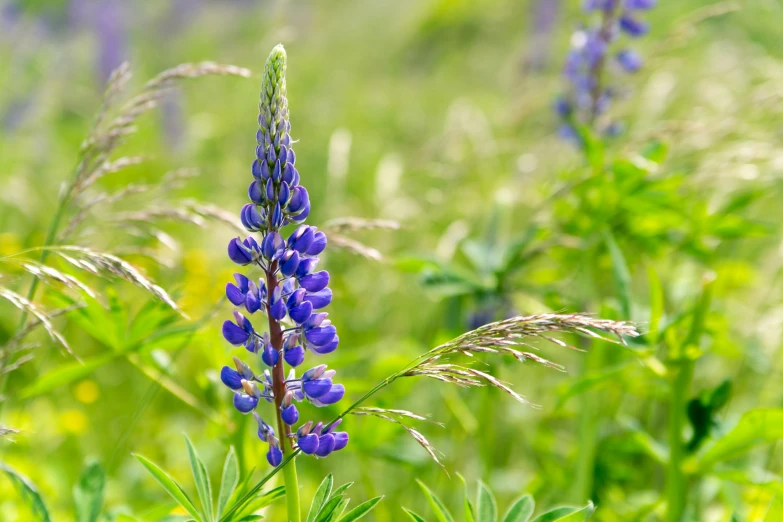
left=0, top=463, right=52, bottom=522
left=417, top=480, right=455, bottom=522
left=231, top=485, right=285, bottom=520
left=133, top=454, right=202, bottom=521
left=184, top=435, right=214, bottom=522
left=502, top=495, right=535, bottom=522
left=217, top=447, right=240, bottom=518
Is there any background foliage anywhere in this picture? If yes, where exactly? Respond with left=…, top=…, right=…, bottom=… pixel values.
left=1, top=0, right=782, bottom=521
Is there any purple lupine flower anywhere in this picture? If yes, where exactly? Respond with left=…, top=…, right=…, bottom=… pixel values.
left=556, top=0, right=655, bottom=139
left=217, top=45, right=347, bottom=466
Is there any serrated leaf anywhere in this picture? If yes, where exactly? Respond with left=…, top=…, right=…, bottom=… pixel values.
left=403, top=509, right=429, bottom=522
left=184, top=435, right=214, bottom=521
left=417, top=480, right=454, bottom=522
left=217, top=447, right=239, bottom=518
left=0, top=463, right=52, bottom=522
left=477, top=481, right=497, bottom=522
left=502, top=495, right=535, bottom=522
left=307, top=474, right=334, bottom=522
left=74, top=461, right=105, bottom=522
left=134, top=454, right=201, bottom=521
left=338, top=496, right=383, bottom=521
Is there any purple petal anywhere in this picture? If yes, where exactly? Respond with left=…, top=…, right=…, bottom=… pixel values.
left=297, top=433, right=319, bottom=455
left=284, top=345, right=305, bottom=367
left=306, top=232, right=327, bottom=256
left=305, top=325, right=336, bottom=347
left=288, top=301, right=313, bottom=325
left=226, top=283, right=246, bottom=306
left=223, top=320, right=250, bottom=345
left=299, top=271, right=329, bottom=292
left=281, top=404, right=299, bottom=425
left=227, top=238, right=253, bottom=265
left=311, top=384, right=345, bottom=406
left=280, top=250, right=300, bottom=278
left=332, top=432, right=349, bottom=451
left=303, top=288, right=332, bottom=310
left=266, top=445, right=283, bottom=466
left=233, top=392, right=258, bottom=413
left=310, top=335, right=339, bottom=355
left=270, top=298, right=287, bottom=321
left=303, top=378, right=333, bottom=399
left=220, top=366, right=243, bottom=390
left=315, top=434, right=335, bottom=457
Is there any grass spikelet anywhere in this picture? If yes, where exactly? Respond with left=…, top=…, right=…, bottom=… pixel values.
left=0, top=288, right=71, bottom=355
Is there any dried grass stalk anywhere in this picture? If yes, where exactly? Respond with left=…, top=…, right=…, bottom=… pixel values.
left=0, top=288, right=71, bottom=354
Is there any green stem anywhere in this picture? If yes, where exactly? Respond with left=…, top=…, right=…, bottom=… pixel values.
left=282, top=456, right=301, bottom=522
left=666, top=357, right=693, bottom=522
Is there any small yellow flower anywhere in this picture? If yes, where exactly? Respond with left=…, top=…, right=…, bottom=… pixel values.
left=58, top=409, right=88, bottom=435
left=74, top=380, right=100, bottom=404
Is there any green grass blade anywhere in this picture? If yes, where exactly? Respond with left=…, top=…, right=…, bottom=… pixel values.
left=217, top=446, right=239, bottom=518
left=403, top=508, right=429, bottom=522
left=184, top=435, right=214, bottom=522
left=306, top=474, right=333, bottom=522
left=477, top=481, right=497, bottom=522
left=0, top=463, right=52, bottom=522
left=416, top=480, right=454, bottom=522
left=502, top=495, right=535, bottom=522
left=338, top=496, right=383, bottom=521
left=133, top=454, right=202, bottom=521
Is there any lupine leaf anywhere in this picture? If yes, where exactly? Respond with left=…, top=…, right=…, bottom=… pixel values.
left=457, top=473, right=475, bottom=522
left=233, top=485, right=285, bottom=520
left=551, top=502, right=595, bottom=521
left=217, top=447, right=239, bottom=518
left=74, top=461, right=106, bottom=522
left=403, top=509, right=429, bottom=522
left=338, top=496, right=383, bottom=521
left=329, top=482, right=354, bottom=500
left=502, top=495, right=535, bottom=522
left=0, top=463, right=52, bottom=522
left=328, top=497, right=351, bottom=521
left=477, top=481, right=497, bottom=522
left=307, top=474, right=334, bottom=522
left=603, top=229, right=632, bottom=320
left=698, top=408, right=783, bottom=469
left=530, top=507, right=577, bottom=522
left=133, top=454, right=202, bottom=521
left=315, top=495, right=345, bottom=522
left=184, top=435, right=214, bottom=521
left=417, top=480, right=455, bottom=522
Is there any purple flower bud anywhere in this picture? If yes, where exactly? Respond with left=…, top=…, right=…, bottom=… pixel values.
left=272, top=202, right=283, bottom=228
left=306, top=232, right=327, bottom=256
left=270, top=296, right=287, bottom=321
left=288, top=148, right=296, bottom=165
left=228, top=238, right=253, bottom=265
left=233, top=392, right=258, bottom=413
left=279, top=181, right=291, bottom=206
left=220, top=366, right=243, bottom=389
left=616, top=49, right=642, bottom=72
left=315, top=433, right=336, bottom=457
left=299, top=271, right=329, bottom=293
left=272, top=159, right=282, bottom=182
left=266, top=444, right=283, bottom=466
left=310, top=335, right=338, bottom=355
left=625, top=0, right=655, bottom=9
left=280, top=249, right=300, bottom=277
left=304, top=288, right=332, bottom=310
left=283, top=162, right=296, bottom=185
left=261, top=232, right=285, bottom=260
left=245, top=283, right=262, bottom=314
left=249, top=180, right=265, bottom=204
left=266, top=145, right=276, bottom=165
left=305, top=313, right=328, bottom=329
left=252, top=159, right=263, bottom=179
left=619, top=15, right=648, bottom=37
left=284, top=344, right=305, bottom=367
left=281, top=404, right=299, bottom=425
left=254, top=412, right=275, bottom=441
left=265, top=178, right=275, bottom=202
left=287, top=186, right=309, bottom=214
left=241, top=204, right=264, bottom=232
